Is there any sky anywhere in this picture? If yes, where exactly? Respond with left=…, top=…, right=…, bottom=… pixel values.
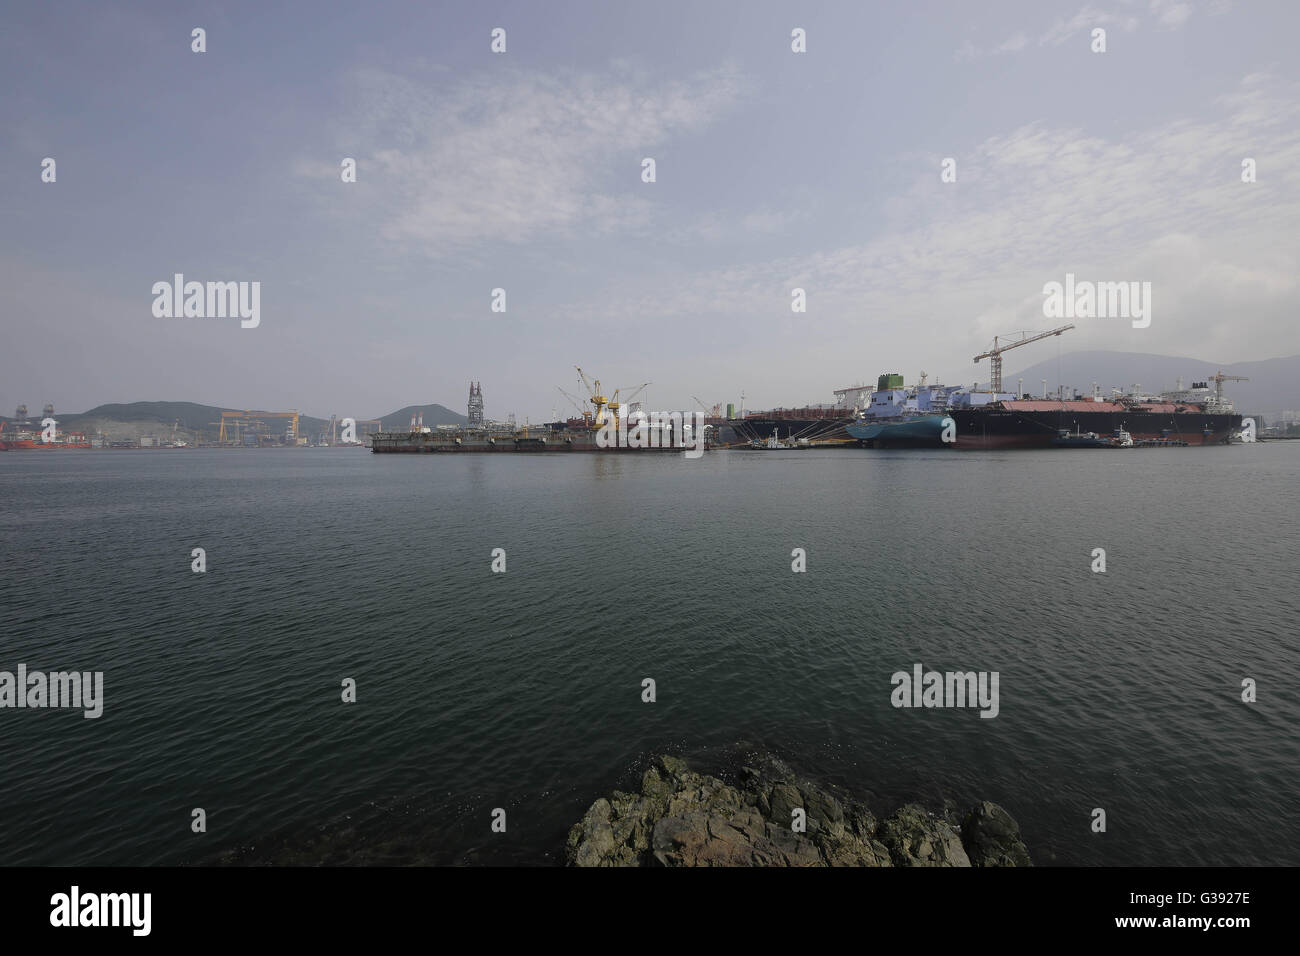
left=3, top=0, right=1298, bottom=422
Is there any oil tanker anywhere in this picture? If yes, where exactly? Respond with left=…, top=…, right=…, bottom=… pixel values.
left=948, top=381, right=1242, bottom=449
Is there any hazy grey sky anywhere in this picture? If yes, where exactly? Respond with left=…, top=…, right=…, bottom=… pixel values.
left=4, top=0, right=1298, bottom=421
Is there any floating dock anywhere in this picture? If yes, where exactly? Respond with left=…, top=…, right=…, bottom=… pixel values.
left=370, top=429, right=704, bottom=453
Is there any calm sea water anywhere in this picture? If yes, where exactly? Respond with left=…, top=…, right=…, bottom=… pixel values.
left=2, top=445, right=1297, bottom=866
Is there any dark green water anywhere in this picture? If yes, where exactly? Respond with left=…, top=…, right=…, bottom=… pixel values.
left=2, top=445, right=1297, bottom=865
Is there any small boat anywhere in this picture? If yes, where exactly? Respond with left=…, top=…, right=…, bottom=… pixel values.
left=1051, top=426, right=1132, bottom=448
left=747, top=430, right=796, bottom=450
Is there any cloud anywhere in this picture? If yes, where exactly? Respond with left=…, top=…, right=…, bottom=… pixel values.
left=549, top=74, right=1300, bottom=372
left=1038, top=5, right=1141, bottom=47
left=1149, top=0, right=1194, bottom=28
left=301, top=63, right=748, bottom=257
left=958, top=1, right=1211, bottom=60
left=955, top=31, right=1029, bottom=62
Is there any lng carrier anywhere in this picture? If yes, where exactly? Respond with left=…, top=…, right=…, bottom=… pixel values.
left=836, top=326, right=1245, bottom=450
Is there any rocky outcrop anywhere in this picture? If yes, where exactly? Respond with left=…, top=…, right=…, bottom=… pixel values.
left=565, top=754, right=1030, bottom=868
left=961, top=800, right=1034, bottom=867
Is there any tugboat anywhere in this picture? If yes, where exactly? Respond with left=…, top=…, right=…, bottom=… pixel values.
left=747, top=430, right=796, bottom=450
left=1051, top=426, right=1111, bottom=448
left=1050, top=425, right=1132, bottom=448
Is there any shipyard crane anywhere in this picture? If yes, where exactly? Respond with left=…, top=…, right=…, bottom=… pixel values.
left=555, top=386, right=591, bottom=424
left=575, top=366, right=609, bottom=424
left=613, top=382, right=650, bottom=424
left=1208, top=369, right=1248, bottom=407
left=692, top=395, right=722, bottom=419
left=973, top=324, right=1075, bottom=394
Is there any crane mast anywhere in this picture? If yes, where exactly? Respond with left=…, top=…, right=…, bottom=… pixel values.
left=1208, top=369, right=1248, bottom=408
left=973, top=324, right=1075, bottom=394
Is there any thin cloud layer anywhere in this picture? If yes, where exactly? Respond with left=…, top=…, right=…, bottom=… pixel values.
left=300, top=63, right=748, bottom=256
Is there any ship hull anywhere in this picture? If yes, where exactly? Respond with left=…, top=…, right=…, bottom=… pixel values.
left=950, top=406, right=1240, bottom=449
left=846, top=414, right=949, bottom=448
left=728, top=415, right=852, bottom=443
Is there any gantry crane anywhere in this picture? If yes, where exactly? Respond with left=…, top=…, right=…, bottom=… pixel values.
left=974, top=324, right=1074, bottom=393
left=218, top=409, right=299, bottom=444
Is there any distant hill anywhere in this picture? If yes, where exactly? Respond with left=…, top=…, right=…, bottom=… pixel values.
left=57, top=401, right=233, bottom=432
left=377, top=404, right=467, bottom=429
left=1006, top=351, right=1300, bottom=420
left=8, top=401, right=336, bottom=443
left=0, top=399, right=467, bottom=442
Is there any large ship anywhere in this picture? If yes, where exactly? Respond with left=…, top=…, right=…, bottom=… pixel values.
left=0, top=422, right=91, bottom=450
left=727, top=405, right=854, bottom=444
left=845, top=373, right=1008, bottom=447
left=949, top=377, right=1243, bottom=449
left=1, top=403, right=92, bottom=450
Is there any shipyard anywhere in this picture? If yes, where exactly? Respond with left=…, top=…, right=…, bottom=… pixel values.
left=1, top=348, right=1279, bottom=454
left=8, top=0, right=1300, bottom=923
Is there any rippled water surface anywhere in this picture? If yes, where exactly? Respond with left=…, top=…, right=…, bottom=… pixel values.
left=2, top=445, right=1297, bottom=865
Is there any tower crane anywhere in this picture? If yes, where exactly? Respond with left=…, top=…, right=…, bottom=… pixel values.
left=974, top=324, right=1074, bottom=393
left=1208, top=369, right=1248, bottom=407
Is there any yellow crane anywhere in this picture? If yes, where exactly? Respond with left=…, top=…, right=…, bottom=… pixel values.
left=692, top=395, right=723, bottom=418
left=974, top=324, right=1074, bottom=394
left=619, top=382, right=651, bottom=418
left=575, top=366, right=609, bottom=424
left=556, top=386, right=592, bottom=425
left=218, top=409, right=299, bottom=444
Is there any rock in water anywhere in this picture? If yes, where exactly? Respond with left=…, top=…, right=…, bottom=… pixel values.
left=961, top=800, right=1033, bottom=867
left=877, top=803, right=971, bottom=867
left=565, top=754, right=1031, bottom=867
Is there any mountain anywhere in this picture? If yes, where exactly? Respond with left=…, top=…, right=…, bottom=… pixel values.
left=376, top=404, right=467, bottom=429
left=0, top=399, right=467, bottom=441
left=1004, top=351, right=1300, bottom=420
left=7, top=401, right=336, bottom=442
